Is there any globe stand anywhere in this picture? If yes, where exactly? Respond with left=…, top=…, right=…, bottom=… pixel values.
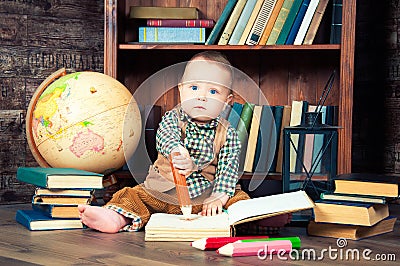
left=26, top=68, right=67, bottom=168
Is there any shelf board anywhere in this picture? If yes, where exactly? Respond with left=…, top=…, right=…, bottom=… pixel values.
left=119, top=44, right=341, bottom=51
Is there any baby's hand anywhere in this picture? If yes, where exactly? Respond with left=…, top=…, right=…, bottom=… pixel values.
left=171, top=146, right=198, bottom=176
left=200, top=193, right=229, bottom=216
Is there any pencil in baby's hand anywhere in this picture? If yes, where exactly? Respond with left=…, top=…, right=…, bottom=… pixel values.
left=169, top=151, right=192, bottom=219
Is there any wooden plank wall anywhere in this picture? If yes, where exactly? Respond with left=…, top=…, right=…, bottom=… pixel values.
left=0, top=1, right=104, bottom=203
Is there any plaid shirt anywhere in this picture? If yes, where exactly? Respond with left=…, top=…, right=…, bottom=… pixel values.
left=156, top=108, right=241, bottom=198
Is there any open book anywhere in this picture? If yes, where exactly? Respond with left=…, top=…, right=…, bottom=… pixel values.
left=145, top=190, right=314, bottom=241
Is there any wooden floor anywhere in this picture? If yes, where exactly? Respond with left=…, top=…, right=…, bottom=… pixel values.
left=1, top=203, right=399, bottom=265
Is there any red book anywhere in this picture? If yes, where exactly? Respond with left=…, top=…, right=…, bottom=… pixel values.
left=147, top=19, right=215, bottom=28
left=190, top=236, right=269, bottom=251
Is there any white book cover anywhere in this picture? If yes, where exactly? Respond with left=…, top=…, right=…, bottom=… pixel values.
left=294, top=0, right=320, bottom=45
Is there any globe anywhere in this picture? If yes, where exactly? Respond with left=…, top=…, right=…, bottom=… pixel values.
left=26, top=69, right=142, bottom=174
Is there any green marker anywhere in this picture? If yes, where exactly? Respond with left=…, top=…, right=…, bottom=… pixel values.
left=238, top=236, right=301, bottom=249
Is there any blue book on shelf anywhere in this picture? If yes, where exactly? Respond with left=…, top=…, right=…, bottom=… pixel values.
left=285, top=0, right=311, bottom=44
left=15, top=209, right=84, bottom=231
left=206, top=0, right=238, bottom=45
left=228, top=0, right=258, bottom=45
left=227, top=102, right=244, bottom=129
left=138, top=27, right=206, bottom=43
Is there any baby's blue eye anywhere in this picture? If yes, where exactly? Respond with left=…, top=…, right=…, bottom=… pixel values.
left=209, top=89, right=217, bottom=95
left=191, top=85, right=198, bottom=91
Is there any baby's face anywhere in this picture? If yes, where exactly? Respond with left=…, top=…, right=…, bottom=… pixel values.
left=179, top=81, right=232, bottom=123
left=179, top=59, right=233, bottom=123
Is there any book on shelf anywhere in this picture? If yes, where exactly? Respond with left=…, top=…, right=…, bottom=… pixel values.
left=258, top=0, right=285, bottom=45
left=253, top=105, right=275, bottom=173
left=32, top=195, right=92, bottom=205
left=311, top=105, right=326, bottom=173
left=293, top=0, right=320, bottom=45
left=236, top=102, right=255, bottom=170
left=228, top=0, right=258, bottom=45
left=138, top=27, right=206, bottom=43
left=32, top=203, right=81, bottom=219
left=34, top=188, right=94, bottom=197
left=269, top=105, right=283, bottom=172
left=218, top=0, right=248, bottom=45
left=228, top=0, right=257, bottom=45
left=333, top=173, right=400, bottom=198
left=227, top=102, right=243, bottom=128
left=145, top=190, right=314, bottom=241
left=237, top=0, right=265, bottom=45
left=285, top=0, right=312, bottom=45
left=307, top=216, right=397, bottom=240
left=16, top=167, right=104, bottom=189
left=144, top=105, right=162, bottom=163
left=206, top=0, right=238, bottom=45
left=313, top=200, right=390, bottom=226
left=220, top=103, right=232, bottom=120
left=243, top=105, right=262, bottom=172
left=303, top=0, right=330, bottom=44
left=276, top=105, right=291, bottom=173
left=275, top=0, right=304, bottom=45
left=15, top=209, right=84, bottom=231
left=129, top=6, right=199, bottom=19
left=266, top=0, right=296, bottom=45
left=288, top=100, right=308, bottom=173
left=329, top=0, right=342, bottom=44
left=302, top=105, right=317, bottom=172
left=320, top=192, right=390, bottom=205
left=246, top=0, right=278, bottom=45
left=146, top=19, right=215, bottom=28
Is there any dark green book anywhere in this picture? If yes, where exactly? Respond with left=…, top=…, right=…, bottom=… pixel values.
left=269, top=105, right=284, bottom=172
left=329, top=0, right=342, bottom=44
left=276, top=0, right=304, bottom=44
left=236, top=102, right=255, bottom=170
left=16, top=167, right=103, bottom=189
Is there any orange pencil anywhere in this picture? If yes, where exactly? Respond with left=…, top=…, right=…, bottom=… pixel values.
left=169, top=152, right=192, bottom=218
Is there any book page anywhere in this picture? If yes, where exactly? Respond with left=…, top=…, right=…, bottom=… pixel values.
left=145, top=212, right=229, bottom=230
left=227, top=190, right=314, bottom=225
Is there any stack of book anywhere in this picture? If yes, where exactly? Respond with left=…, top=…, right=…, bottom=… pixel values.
left=15, top=167, right=103, bottom=231
left=206, top=0, right=339, bottom=45
left=129, top=6, right=215, bottom=44
left=307, top=173, right=399, bottom=240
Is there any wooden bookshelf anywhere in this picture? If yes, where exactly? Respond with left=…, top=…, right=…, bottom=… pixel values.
left=104, top=0, right=356, bottom=177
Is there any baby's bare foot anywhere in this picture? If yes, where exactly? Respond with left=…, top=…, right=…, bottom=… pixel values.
left=78, top=205, right=130, bottom=233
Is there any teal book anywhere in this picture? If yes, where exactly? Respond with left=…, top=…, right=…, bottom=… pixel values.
left=285, top=0, right=311, bottom=44
left=228, top=0, right=258, bottom=45
left=138, top=27, right=206, bottom=43
left=329, top=0, right=342, bottom=44
left=269, top=105, right=284, bottom=172
left=227, top=102, right=244, bottom=128
left=253, top=105, right=275, bottom=173
left=16, top=167, right=104, bottom=189
left=15, top=209, right=84, bottom=231
left=236, top=102, right=255, bottom=170
left=206, top=0, right=238, bottom=45
left=276, top=0, right=304, bottom=44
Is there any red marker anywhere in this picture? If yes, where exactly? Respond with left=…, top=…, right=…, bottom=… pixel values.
left=216, top=240, right=292, bottom=257
left=190, top=236, right=269, bottom=251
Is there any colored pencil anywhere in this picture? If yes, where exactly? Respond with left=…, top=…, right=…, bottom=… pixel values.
left=191, top=236, right=269, bottom=250
left=238, top=236, right=301, bottom=249
left=216, top=240, right=292, bottom=257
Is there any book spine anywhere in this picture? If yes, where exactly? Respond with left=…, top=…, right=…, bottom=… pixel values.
left=303, top=0, right=329, bottom=44
left=246, top=0, right=278, bottom=45
left=138, top=27, right=206, bottom=43
left=236, top=102, right=255, bottom=170
left=218, top=0, right=248, bottom=45
left=228, top=0, right=258, bottom=45
left=294, top=101, right=309, bottom=173
left=293, top=0, right=320, bottom=45
left=237, top=0, right=265, bottom=45
left=329, top=0, right=342, bottom=44
left=227, top=102, right=243, bottom=128
left=146, top=19, right=215, bottom=28
left=276, top=105, right=291, bottom=172
left=244, top=105, right=262, bottom=172
left=258, top=0, right=286, bottom=45
left=270, top=105, right=283, bottom=172
left=285, top=0, right=311, bottom=45
left=16, top=167, right=48, bottom=187
left=206, top=0, right=238, bottom=45
left=275, top=0, right=304, bottom=45
left=266, top=0, right=295, bottom=45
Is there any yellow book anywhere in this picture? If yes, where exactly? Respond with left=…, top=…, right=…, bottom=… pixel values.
left=258, top=0, right=285, bottom=45
left=238, top=0, right=265, bottom=45
left=218, top=0, right=249, bottom=45
left=243, top=105, right=262, bottom=172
